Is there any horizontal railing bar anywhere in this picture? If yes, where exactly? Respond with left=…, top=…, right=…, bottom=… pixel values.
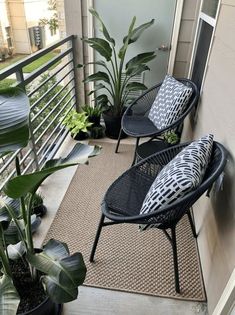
left=31, top=77, right=74, bottom=123
left=28, top=58, right=73, bottom=97
left=0, top=168, right=16, bottom=192
left=38, top=126, right=66, bottom=163
left=0, top=35, right=75, bottom=80
left=21, top=159, right=35, bottom=175
left=19, top=148, right=33, bottom=165
left=31, top=67, right=74, bottom=110
left=0, top=149, right=21, bottom=174
left=23, top=47, right=73, bottom=86
left=36, top=94, right=75, bottom=148
left=32, top=85, right=74, bottom=135
left=39, top=128, right=70, bottom=166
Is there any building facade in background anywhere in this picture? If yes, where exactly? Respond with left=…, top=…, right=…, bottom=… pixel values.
left=0, top=0, right=59, bottom=56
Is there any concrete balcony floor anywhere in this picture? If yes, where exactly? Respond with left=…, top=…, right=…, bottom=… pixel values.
left=34, top=136, right=208, bottom=315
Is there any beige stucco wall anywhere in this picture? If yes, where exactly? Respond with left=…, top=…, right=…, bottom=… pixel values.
left=182, top=1, right=235, bottom=313
left=173, top=0, right=201, bottom=77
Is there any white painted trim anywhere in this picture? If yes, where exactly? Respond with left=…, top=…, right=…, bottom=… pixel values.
left=200, top=12, right=216, bottom=27
left=167, top=0, right=184, bottom=75
left=212, top=268, right=235, bottom=315
left=188, top=0, right=222, bottom=92
left=87, top=0, right=94, bottom=105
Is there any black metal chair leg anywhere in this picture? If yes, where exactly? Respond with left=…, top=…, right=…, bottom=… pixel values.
left=171, top=226, right=180, bottom=293
left=115, top=128, right=123, bottom=153
left=187, top=209, right=197, bottom=238
left=131, top=137, right=140, bottom=166
left=90, top=214, right=105, bottom=262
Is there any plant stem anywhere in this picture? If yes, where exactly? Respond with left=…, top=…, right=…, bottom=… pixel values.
left=15, top=156, right=27, bottom=224
left=0, top=224, right=12, bottom=276
left=26, top=193, right=35, bottom=255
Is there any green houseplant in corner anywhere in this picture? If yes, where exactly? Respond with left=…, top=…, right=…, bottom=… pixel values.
left=61, top=109, right=93, bottom=140
left=79, top=8, right=157, bottom=139
left=0, top=88, right=101, bottom=314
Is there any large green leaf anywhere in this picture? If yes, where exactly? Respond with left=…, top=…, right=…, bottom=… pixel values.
left=125, top=64, right=150, bottom=77
left=4, top=143, right=101, bottom=199
left=95, top=94, right=109, bottom=109
left=27, top=239, right=86, bottom=303
left=77, top=60, right=106, bottom=69
left=87, top=83, right=105, bottom=96
left=0, top=91, right=30, bottom=158
left=123, top=19, right=155, bottom=44
left=0, top=275, right=20, bottom=315
left=125, top=52, right=156, bottom=73
left=125, top=82, right=148, bottom=92
left=118, top=16, right=136, bottom=60
left=83, top=38, right=112, bottom=61
left=7, top=241, right=26, bottom=260
left=89, top=8, right=115, bottom=45
left=83, top=71, right=110, bottom=84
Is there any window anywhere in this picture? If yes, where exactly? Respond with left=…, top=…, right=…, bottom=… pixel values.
left=202, top=0, right=219, bottom=18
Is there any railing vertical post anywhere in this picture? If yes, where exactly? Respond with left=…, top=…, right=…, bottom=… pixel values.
left=16, top=68, right=40, bottom=171
left=72, top=36, right=80, bottom=111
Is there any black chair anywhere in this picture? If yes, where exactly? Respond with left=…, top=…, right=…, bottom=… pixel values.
left=90, top=141, right=227, bottom=293
left=115, top=79, right=199, bottom=164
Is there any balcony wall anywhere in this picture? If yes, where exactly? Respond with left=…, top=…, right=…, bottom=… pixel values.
left=182, top=0, right=235, bottom=313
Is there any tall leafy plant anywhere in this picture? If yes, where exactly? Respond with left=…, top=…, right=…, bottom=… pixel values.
left=79, top=8, right=156, bottom=116
left=0, top=89, right=101, bottom=314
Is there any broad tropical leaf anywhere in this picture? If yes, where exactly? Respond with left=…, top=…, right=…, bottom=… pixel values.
left=125, top=64, right=150, bottom=76
left=125, top=82, right=148, bottom=92
left=83, top=38, right=112, bottom=61
left=0, top=91, right=30, bottom=158
left=77, top=60, right=106, bottom=69
left=89, top=8, right=115, bottom=45
left=27, top=239, right=87, bottom=303
left=0, top=275, right=20, bottom=315
left=4, top=143, right=101, bottom=199
left=87, top=83, right=105, bottom=96
left=7, top=241, right=26, bottom=260
left=118, top=16, right=136, bottom=60
left=95, top=94, right=109, bottom=108
left=125, top=52, right=156, bottom=73
left=83, top=71, right=110, bottom=84
left=123, top=19, right=155, bottom=44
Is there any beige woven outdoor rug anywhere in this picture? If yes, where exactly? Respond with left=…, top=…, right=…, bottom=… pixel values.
left=45, top=141, right=206, bottom=301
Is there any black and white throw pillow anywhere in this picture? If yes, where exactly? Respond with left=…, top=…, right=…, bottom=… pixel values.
left=148, top=75, right=192, bottom=129
left=139, top=134, right=214, bottom=229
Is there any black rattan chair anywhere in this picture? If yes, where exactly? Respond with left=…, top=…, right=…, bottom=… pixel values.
left=115, top=79, right=199, bottom=164
left=90, top=141, right=227, bottom=293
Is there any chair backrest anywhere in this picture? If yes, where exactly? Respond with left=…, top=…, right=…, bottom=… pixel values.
left=129, top=78, right=199, bottom=134
left=138, top=141, right=227, bottom=228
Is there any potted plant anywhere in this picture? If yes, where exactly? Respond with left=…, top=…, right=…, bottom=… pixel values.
left=0, top=88, right=101, bottom=314
left=78, top=8, right=156, bottom=139
left=30, top=193, right=47, bottom=217
left=82, top=104, right=105, bottom=139
left=61, top=109, right=93, bottom=140
left=163, top=130, right=180, bottom=146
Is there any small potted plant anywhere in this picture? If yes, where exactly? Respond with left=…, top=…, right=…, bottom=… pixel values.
left=163, top=130, right=180, bottom=146
left=31, top=192, right=47, bottom=217
left=82, top=104, right=105, bottom=139
left=0, top=88, right=101, bottom=314
left=61, top=109, right=93, bottom=140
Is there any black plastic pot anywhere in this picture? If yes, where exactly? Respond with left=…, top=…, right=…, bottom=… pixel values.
left=102, top=110, right=127, bottom=139
left=18, top=297, right=62, bottom=315
left=33, top=204, right=47, bottom=217
left=72, top=131, right=89, bottom=141
left=88, top=115, right=101, bottom=126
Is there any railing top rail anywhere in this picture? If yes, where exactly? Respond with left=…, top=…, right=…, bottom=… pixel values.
left=0, top=35, right=76, bottom=80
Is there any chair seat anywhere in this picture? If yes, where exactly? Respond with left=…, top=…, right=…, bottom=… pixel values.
left=122, top=115, right=158, bottom=137
left=103, top=168, right=154, bottom=219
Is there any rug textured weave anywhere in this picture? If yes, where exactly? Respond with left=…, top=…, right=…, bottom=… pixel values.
left=45, top=141, right=206, bottom=301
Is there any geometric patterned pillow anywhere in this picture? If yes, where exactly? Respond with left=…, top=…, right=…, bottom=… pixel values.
left=139, top=134, right=214, bottom=229
left=148, top=75, right=192, bottom=129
